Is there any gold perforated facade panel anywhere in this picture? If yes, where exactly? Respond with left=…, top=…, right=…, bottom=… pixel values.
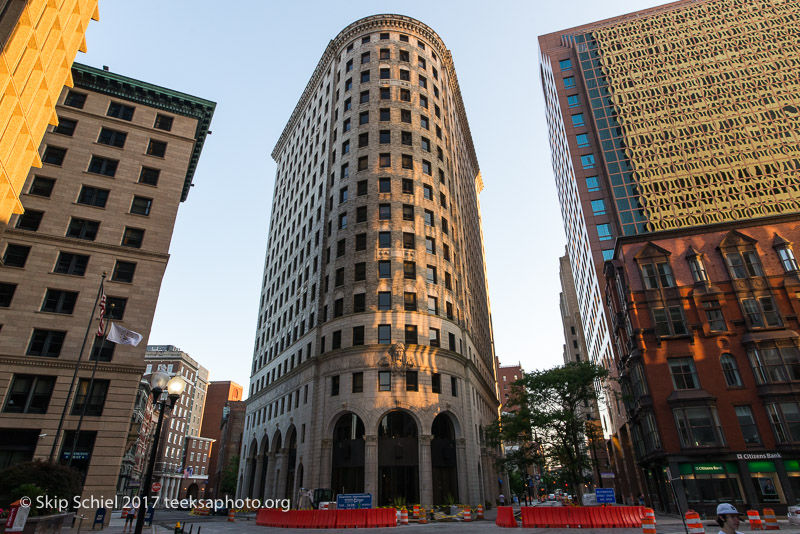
left=590, top=0, right=800, bottom=232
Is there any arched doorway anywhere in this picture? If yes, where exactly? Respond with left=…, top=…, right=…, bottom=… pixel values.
left=431, top=413, right=458, bottom=504
left=258, top=435, right=269, bottom=498
left=285, top=427, right=298, bottom=499
left=332, top=413, right=365, bottom=494
left=186, top=483, right=199, bottom=499
left=378, top=411, right=419, bottom=505
left=246, top=438, right=258, bottom=497
left=271, top=430, right=282, bottom=496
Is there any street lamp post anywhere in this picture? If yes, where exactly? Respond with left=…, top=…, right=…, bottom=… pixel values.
left=134, top=371, right=185, bottom=534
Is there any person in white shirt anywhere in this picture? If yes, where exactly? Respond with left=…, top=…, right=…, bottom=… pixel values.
left=716, top=503, right=744, bottom=534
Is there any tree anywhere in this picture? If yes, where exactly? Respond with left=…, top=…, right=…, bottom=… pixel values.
left=219, top=455, right=239, bottom=497
left=485, top=361, right=609, bottom=498
left=0, top=460, right=82, bottom=513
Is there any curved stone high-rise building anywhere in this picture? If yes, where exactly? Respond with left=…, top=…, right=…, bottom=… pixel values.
left=239, top=15, right=500, bottom=508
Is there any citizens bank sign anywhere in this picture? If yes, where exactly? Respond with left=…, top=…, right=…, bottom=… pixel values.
left=736, top=453, right=782, bottom=460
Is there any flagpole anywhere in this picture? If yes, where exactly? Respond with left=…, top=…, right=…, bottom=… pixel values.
left=49, top=272, right=107, bottom=463
left=67, top=310, right=113, bottom=467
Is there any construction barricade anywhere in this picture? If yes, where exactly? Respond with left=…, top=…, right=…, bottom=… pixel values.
left=255, top=508, right=396, bottom=528
left=749, top=510, right=764, bottom=531
left=642, top=517, right=656, bottom=534
left=686, top=511, right=704, bottom=534
left=419, top=508, right=427, bottom=524
left=763, top=508, right=779, bottom=530
left=520, top=506, right=647, bottom=529
left=496, top=506, right=518, bottom=528
left=477, top=504, right=484, bottom=519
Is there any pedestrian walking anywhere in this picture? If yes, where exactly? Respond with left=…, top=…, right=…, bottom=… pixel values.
left=123, top=505, right=137, bottom=533
left=716, top=503, right=744, bottom=534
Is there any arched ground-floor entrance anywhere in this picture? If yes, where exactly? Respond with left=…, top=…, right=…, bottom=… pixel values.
left=378, top=410, right=419, bottom=506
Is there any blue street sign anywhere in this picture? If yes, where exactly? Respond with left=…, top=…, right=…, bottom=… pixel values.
left=336, top=493, right=372, bottom=509
left=595, top=488, right=615, bottom=504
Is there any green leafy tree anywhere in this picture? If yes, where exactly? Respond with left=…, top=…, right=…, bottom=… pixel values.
left=485, top=361, right=609, bottom=498
left=0, top=460, right=82, bottom=513
left=219, top=455, right=239, bottom=496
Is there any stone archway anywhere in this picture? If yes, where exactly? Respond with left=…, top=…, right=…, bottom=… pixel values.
left=431, top=413, right=459, bottom=504
left=331, top=413, right=365, bottom=494
left=186, top=483, right=199, bottom=500
left=257, top=434, right=269, bottom=499
left=285, top=427, right=298, bottom=500
left=378, top=410, right=419, bottom=506
left=246, top=438, right=258, bottom=498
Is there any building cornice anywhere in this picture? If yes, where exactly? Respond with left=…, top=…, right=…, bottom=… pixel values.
left=270, top=14, right=481, bottom=176
left=0, top=355, right=145, bottom=374
left=71, top=63, right=216, bottom=203
left=4, top=228, right=170, bottom=261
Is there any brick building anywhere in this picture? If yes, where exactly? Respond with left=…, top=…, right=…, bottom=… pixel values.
left=605, top=215, right=800, bottom=514
left=200, top=381, right=243, bottom=499
left=497, top=364, right=522, bottom=413
left=211, top=398, right=245, bottom=499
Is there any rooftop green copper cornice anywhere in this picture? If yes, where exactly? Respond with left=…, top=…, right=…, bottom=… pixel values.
left=71, top=63, right=216, bottom=202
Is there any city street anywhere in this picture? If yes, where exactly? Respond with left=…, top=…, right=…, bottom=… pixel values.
left=73, top=508, right=800, bottom=534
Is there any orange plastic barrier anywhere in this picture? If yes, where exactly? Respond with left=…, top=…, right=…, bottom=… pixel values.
left=256, top=508, right=395, bottom=529
left=496, top=506, right=518, bottom=528
left=519, top=506, right=647, bottom=529
left=686, top=511, right=704, bottom=534
left=642, top=517, right=656, bottom=534
left=748, top=510, right=764, bottom=531
left=763, top=509, right=779, bottom=531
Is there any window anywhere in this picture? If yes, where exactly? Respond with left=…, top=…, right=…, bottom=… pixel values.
left=53, top=118, right=77, bottom=136
left=424, top=372, right=440, bottom=395
left=564, top=76, right=576, bottom=88
left=425, top=237, right=435, bottom=254
left=29, top=176, right=55, bottom=197
left=361, top=51, right=370, bottom=64
left=3, top=375, right=56, bottom=414
left=406, top=371, right=419, bottom=391
left=0, top=283, right=16, bottom=307
left=72, top=379, right=109, bottom=416
left=378, top=232, right=391, bottom=248
left=378, top=291, right=391, bottom=310
left=379, top=370, right=391, bottom=391
left=400, top=110, right=411, bottom=124
left=590, top=199, right=605, bottom=215
left=353, top=293, right=366, bottom=313
left=420, top=95, right=428, bottom=108
left=331, top=376, right=340, bottom=396
left=147, top=140, right=167, bottom=157
left=97, top=128, right=127, bottom=147
left=352, top=371, right=364, bottom=392
left=3, top=244, right=30, bottom=267
left=64, top=91, right=86, bottom=108
left=585, top=176, right=600, bottom=192
left=342, top=140, right=350, bottom=154
left=427, top=295, right=438, bottom=314
left=27, top=329, right=66, bottom=357
left=720, top=354, right=742, bottom=387
left=419, top=75, right=427, bottom=89
left=112, top=260, right=136, bottom=283
left=426, top=265, right=437, bottom=284
left=567, top=94, right=581, bottom=108
left=405, top=324, right=418, bottom=344
left=702, top=301, right=726, bottom=331
left=354, top=262, right=366, bottom=281
left=640, top=261, right=674, bottom=289
left=742, top=297, right=782, bottom=328
left=154, top=114, right=173, bottom=131
left=404, top=261, right=415, bottom=280
left=451, top=376, right=458, bottom=396
left=596, top=224, right=612, bottom=241
left=335, top=267, right=345, bottom=286
left=748, top=344, right=800, bottom=384
left=602, top=249, right=614, bottom=261
left=418, top=56, right=426, bottom=69
left=726, top=251, right=763, bottom=278
left=344, top=97, right=352, bottom=111
left=379, top=153, right=391, bottom=167
left=576, top=133, right=590, bottom=147
left=77, top=186, right=109, bottom=208
left=379, top=130, right=391, bottom=144
left=777, top=245, right=799, bottom=272
left=88, top=156, right=118, bottom=176
left=668, top=358, right=700, bottom=390
left=357, top=180, right=368, bottom=196
left=379, top=203, right=391, bottom=220
left=139, top=167, right=160, bottom=186
left=66, top=218, right=99, bottom=240
left=420, top=115, right=429, bottom=129
left=378, top=325, right=391, bottom=345
left=580, top=154, right=595, bottom=169
left=378, top=260, right=391, bottom=278
left=429, top=328, right=440, bottom=347
left=423, top=184, right=433, bottom=200
left=380, top=108, right=390, bottom=121
left=404, top=292, right=417, bottom=311
left=43, top=146, right=66, bottom=165
left=360, top=90, right=370, bottom=104
left=121, top=227, right=144, bottom=249
left=673, top=406, right=726, bottom=447
left=688, top=255, right=708, bottom=282
left=400, top=89, right=411, bottom=102
left=16, top=210, right=43, bottom=231
left=422, top=160, right=431, bottom=175
left=444, top=272, right=452, bottom=290
left=54, top=252, right=89, bottom=275
left=107, top=102, right=134, bottom=121
left=106, top=297, right=127, bottom=320
left=731, top=405, right=760, bottom=445
left=653, top=306, right=687, bottom=336
left=130, top=196, right=152, bottom=216
left=766, top=402, right=800, bottom=443
left=361, top=71, right=370, bottom=83
left=403, top=232, right=415, bottom=249
left=559, top=58, right=572, bottom=71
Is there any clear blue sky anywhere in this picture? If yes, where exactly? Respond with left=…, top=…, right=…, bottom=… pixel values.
left=80, top=0, right=664, bottom=394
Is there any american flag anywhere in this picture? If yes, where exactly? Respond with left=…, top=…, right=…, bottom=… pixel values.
left=96, top=293, right=106, bottom=337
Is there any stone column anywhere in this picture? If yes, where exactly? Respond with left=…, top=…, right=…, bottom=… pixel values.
left=243, top=458, right=253, bottom=498
left=260, top=454, right=270, bottom=500
left=277, top=448, right=290, bottom=499
left=319, top=439, right=333, bottom=490
left=253, top=455, right=265, bottom=500
left=456, top=438, right=469, bottom=504
left=364, top=435, right=378, bottom=499
left=265, top=452, right=277, bottom=497
left=419, top=435, right=433, bottom=508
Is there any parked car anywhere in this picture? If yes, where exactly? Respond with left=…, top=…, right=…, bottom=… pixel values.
left=788, top=506, right=800, bottom=526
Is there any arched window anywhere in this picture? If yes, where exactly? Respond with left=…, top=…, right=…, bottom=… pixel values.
left=720, top=353, right=742, bottom=387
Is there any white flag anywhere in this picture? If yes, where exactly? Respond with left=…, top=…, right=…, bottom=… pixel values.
left=107, top=323, right=143, bottom=346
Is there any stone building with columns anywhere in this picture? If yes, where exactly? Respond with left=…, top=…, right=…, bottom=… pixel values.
left=239, top=15, right=501, bottom=508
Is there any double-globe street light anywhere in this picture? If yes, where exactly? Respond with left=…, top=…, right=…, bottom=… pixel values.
left=134, top=370, right=185, bottom=534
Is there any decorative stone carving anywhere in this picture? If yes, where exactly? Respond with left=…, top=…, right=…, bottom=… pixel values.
left=378, top=343, right=416, bottom=373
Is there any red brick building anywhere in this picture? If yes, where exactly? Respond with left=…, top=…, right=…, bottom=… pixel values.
left=605, top=214, right=800, bottom=515
left=200, top=381, right=243, bottom=499
left=498, top=364, right=523, bottom=412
